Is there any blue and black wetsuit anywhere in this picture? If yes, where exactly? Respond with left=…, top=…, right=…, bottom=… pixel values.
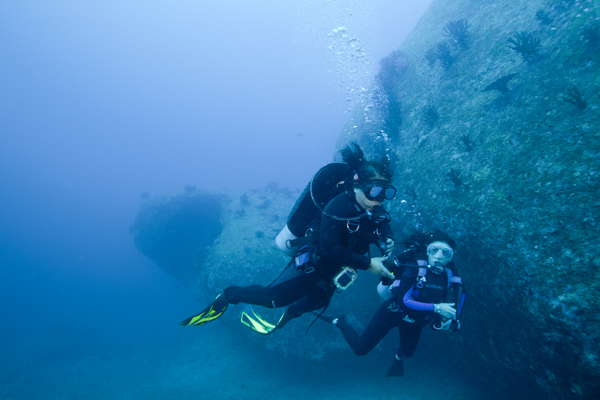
left=334, top=251, right=458, bottom=358
left=223, top=192, right=393, bottom=331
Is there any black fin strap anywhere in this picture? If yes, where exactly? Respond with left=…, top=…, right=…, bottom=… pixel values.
left=304, top=299, right=331, bottom=335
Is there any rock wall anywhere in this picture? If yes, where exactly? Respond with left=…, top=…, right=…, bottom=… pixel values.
left=335, top=0, right=600, bottom=398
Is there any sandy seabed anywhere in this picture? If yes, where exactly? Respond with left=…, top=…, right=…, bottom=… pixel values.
left=0, top=322, right=488, bottom=400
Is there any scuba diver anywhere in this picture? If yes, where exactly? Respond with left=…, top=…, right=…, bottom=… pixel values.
left=179, top=142, right=397, bottom=334
left=316, top=230, right=466, bottom=377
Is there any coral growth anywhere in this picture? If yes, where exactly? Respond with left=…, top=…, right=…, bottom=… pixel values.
left=446, top=168, right=464, bottom=189
left=443, top=19, right=470, bottom=49
left=460, top=134, right=474, bottom=152
left=376, top=50, right=409, bottom=94
left=535, top=9, right=553, bottom=25
left=562, top=86, right=587, bottom=110
left=422, top=105, right=440, bottom=128
left=507, top=31, right=541, bottom=62
left=435, top=42, right=455, bottom=70
left=425, top=48, right=437, bottom=68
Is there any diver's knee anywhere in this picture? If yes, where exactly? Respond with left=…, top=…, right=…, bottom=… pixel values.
left=222, top=286, right=238, bottom=304
left=353, top=347, right=370, bottom=356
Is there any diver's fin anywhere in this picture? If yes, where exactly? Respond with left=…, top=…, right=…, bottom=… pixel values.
left=180, top=293, right=229, bottom=327
left=240, top=307, right=278, bottom=335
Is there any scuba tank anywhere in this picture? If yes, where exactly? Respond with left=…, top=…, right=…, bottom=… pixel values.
left=275, top=163, right=353, bottom=256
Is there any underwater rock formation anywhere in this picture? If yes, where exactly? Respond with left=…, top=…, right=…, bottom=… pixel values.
left=336, top=0, right=600, bottom=398
left=133, top=0, right=599, bottom=397
left=132, top=192, right=224, bottom=288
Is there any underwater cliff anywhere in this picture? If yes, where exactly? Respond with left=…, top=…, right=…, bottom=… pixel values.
left=133, top=0, right=599, bottom=398
left=336, top=0, right=599, bottom=398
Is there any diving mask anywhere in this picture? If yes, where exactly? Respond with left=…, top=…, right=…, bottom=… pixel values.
left=362, top=180, right=396, bottom=202
left=427, top=242, right=454, bottom=265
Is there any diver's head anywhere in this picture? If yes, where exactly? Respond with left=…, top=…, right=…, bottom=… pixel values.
left=427, top=241, right=454, bottom=266
left=340, top=142, right=395, bottom=211
left=425, top=230, right=455, bottom=274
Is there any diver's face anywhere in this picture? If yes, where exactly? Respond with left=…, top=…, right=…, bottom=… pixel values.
left=355, top=187, right=382, bottom=211
left=427, top=241, right=454, bottom=266
left=354, top=175, right=388, bottom=211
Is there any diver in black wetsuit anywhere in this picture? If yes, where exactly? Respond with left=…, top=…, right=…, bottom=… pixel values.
left=318, top=230, right=466, bottom=377
left=180, top=143, right=397, bottom=333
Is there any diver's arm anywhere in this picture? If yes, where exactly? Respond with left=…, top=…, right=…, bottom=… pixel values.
left=402, top=287, right=456, bottom=318
left=402, top=286, right=434, bottom=312
left=390, top=267, right=432, bottom=312
left=397, top=268, right=435, bottom=312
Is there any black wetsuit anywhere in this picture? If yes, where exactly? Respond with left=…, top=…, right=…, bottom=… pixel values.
left=224, top=192, right=393, bottom=331
left=335, top=251, right=457, bottom=358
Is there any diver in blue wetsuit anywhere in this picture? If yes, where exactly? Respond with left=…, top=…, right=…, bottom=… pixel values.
left=318, top=230, right=466, bottom=377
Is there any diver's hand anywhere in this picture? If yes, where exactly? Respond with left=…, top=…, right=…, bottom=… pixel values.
left=368, top=257, right=394, bottom=279
left=384, top=238, right=394, bottom=256
left=434, top=303, right=456, bottom=320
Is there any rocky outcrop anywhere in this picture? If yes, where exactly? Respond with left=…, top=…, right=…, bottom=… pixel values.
left=336, top=0, right=600, bottom=398
left=132, top=192, right=224, bottom=288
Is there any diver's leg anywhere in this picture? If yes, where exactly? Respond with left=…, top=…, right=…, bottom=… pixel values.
left=386, top=322, right=422, bottom=377
left=386, top=318, right=421, bottom=377
left=398, top=322, right=422, bottom=358
left=337, top=298, right=399, bottom=356
left=224, top=273, right=315, bottom=309
left=270, top=284, right=335, bottom=331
